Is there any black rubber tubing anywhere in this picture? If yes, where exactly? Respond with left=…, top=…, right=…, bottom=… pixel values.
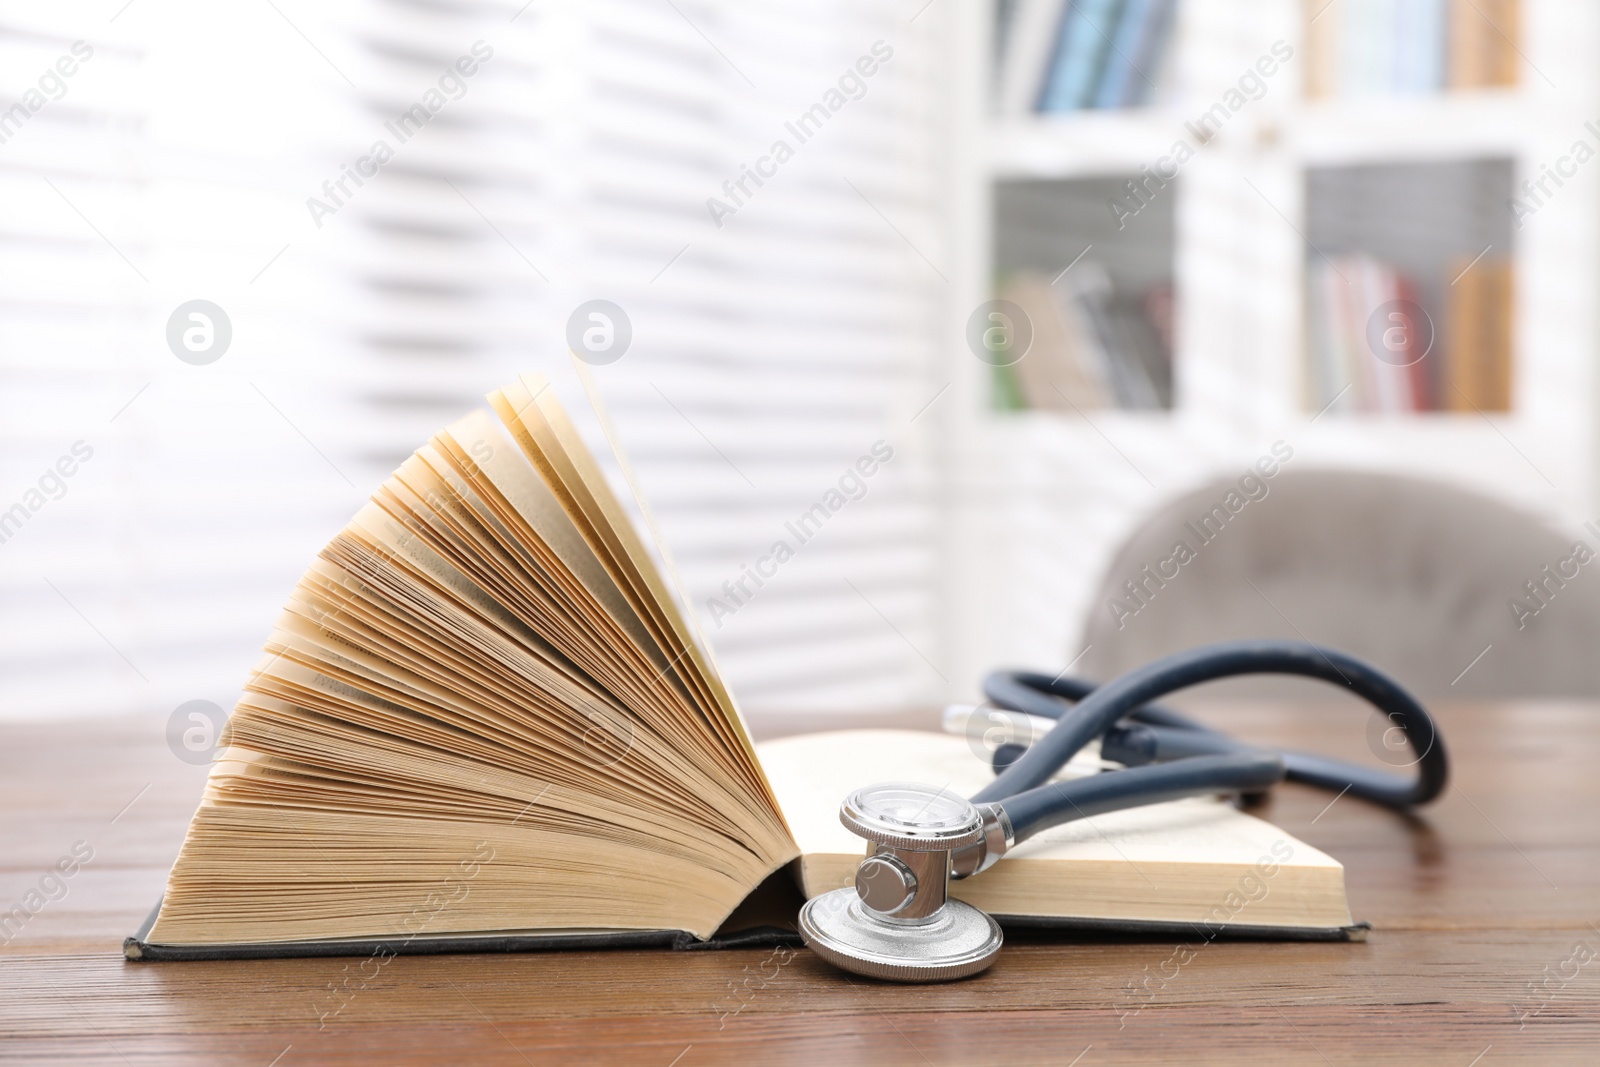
left=1005, top=700, right=1443, bottom=809
left=969, top=640, right=1449, bottom=828
left=997, top=750, right=1287, bottom=844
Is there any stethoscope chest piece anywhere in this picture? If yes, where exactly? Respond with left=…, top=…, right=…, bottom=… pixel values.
left=798, top=782, right=1004, bottom=982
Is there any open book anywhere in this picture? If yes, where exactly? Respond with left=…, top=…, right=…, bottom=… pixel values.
left=127, top=374, right=1357, bottom=961
left=764, top=731, right=1353, bottom=936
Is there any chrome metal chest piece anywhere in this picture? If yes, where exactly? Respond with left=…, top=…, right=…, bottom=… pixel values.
left=797, top=782, right=1006, bottom=982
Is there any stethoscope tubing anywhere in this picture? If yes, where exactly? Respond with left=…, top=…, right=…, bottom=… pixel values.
left=969, top=640, right=1449, bottom=843
left=995, top=749, right=1287, bottom=844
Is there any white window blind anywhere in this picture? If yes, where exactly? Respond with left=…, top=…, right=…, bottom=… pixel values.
left=1, top=2, right=378, bottom=721
left=0, top=0, right=950, bottom=724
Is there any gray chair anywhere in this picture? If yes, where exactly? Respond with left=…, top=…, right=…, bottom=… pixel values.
left=1078, top=469, right=1600, bottom=700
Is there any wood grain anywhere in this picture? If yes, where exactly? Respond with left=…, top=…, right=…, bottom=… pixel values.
left=2, top=702, right=1598, bottom=1065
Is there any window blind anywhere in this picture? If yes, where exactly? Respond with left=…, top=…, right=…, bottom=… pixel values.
left=0, top=0, right=950, bottom=724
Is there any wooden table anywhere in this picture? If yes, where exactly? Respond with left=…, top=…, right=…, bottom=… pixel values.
left=3, top=701, right=1597, bottom=1065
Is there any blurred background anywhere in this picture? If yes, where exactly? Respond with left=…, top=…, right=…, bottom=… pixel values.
left=3, top=0, right=1598, bottom=730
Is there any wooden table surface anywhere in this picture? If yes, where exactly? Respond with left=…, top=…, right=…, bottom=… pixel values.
left=2, top=701, right=1598, bottom=1065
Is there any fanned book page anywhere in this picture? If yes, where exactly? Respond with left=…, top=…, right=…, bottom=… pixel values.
left=143, top=375, right=797, bottom=948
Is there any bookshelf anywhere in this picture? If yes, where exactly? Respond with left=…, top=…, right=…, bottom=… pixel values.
left=1304, top=157, right=1515, bottom=414
left=992, top=175, right=1176, bottom=411
left=938, top=0, right=1600, bottom=699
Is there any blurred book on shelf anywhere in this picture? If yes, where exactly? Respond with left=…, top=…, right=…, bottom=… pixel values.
left=996, top=0, right=1177, bottom=114
left=1446, top=257, right=1514, bottom=412
left=1305, top=254, right=1512, bottom=414
left=1306, top=256, right=1429, bottom=414
left=996, top=267, right=1173, bottom=411
left=1304, top=0, right=1517, bottom=99
left=1447, top=0, right=1521, bottom=89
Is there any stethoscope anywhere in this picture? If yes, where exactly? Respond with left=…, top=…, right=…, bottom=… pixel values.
left=798, top=639, right=1449, bottom=982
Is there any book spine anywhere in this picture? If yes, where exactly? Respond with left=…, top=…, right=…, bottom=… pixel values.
left=1447, top=0, right=1485, bottom=89
left=1445, top=259, right=1514, bottom=412
left=1121, top=293, right=1171, bottom=407
left=1316, top=260, right=1342, bottom=408
left=1361, top=258, right=1404, bottom=414
left=1037, top=0, right=1081, bottom=111
left=1446, top=256, right=1482, bottom=409
left=1092, top=0, right=1153, bottom=109
left=1482, top=259, right=1514, bottom=410
left=1392, top=0, right=1418, bottom=94
left=998, top=0, right=1072, bottom=115
left=1304, top=0, right=1340, bottom=99
left=1328, top=256, right=1372, bottom=412
left=1306, top=261, right=1333, bottom=410
left=1049, top=278, right=1116, bottom=407
left=1098, top=302, right=1160, bottom=410
left=1487, top=0, right=1520, bottom=87
left=1395, top=275, right=1432, bottom=411
left=992, top=360, right=1029, bottom=411
left=1121, top=0, right=1176, bottom=108
left=1039, top=0, right=1124, bottom=112
left=1419, top=0, right=1448, bottom=92
left=1143, top=282, right=1175, bottom=398
left=1064, top=270, right=1130, bottom=405
left=1001, top=274, right=1075, bottom=410
left=1339, top=0, right=1383, bottom=98
left=1390, top=266, right=1419, bottom=412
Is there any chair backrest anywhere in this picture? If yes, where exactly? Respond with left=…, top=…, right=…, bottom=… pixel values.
left=1078, top=468, right=1600, bottom=699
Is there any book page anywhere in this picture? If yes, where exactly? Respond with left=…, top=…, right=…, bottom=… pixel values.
left=760, top=730, right=1351, bottom=930
left=148, top=376, right=801, bottom=950
left=489, top=370, right=775, bottom=811
left=570, top=358, right=763, bottom=775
